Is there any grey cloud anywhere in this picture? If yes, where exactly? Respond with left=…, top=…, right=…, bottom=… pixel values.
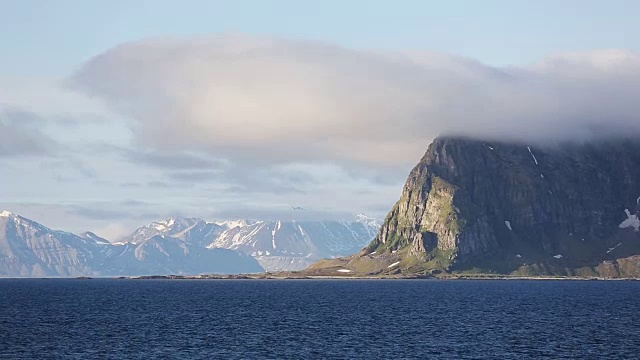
left=120, top=182, right=143, bottom=188
left=223, top=183, right=303, bottom=195
left=0, top=109, right=58, bottom=157
left=2, top=202, right=143, bottom=223
left=66, top=158, right=98, bottom=178
left=1, top=108, right=43, bottom=125
left=66, top=202, right=162, bottom=221
left=118, top=181, right=168, bottom=190
left=210, top=205, right=356, bottom=222
left=167, top=170, right=221, bottom=183
left=341, top=163, right=409, bottom=186
left=126, top=149, right=223, bottom=169
left=66, top=206, right=127, bottom=221
left=163, top=163, right=312, bottom=194
left=2, top=202, right=161, bottom=241
left=70, top=36, right=640, bottom=171
left=146, top=180, right=171, bottom=188
left=119, top=199, right=150, bottom=207
left=218, top=165, right=313, bottom=194
left=84, top=143, right=224, bottom=170
left=42, top=157, right=97, bottom=179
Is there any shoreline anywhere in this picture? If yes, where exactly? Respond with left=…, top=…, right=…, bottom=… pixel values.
left=126, top=274, right=640, bottom=281
left=1, top=274, right=638, bottom=281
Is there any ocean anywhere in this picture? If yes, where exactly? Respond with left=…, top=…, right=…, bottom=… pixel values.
left=0, top=279, right=638, bottom=359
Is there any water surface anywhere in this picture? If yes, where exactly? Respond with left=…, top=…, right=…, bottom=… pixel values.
left=0, top=279, right=638, bottom=359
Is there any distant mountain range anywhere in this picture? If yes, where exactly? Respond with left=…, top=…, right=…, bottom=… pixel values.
left=122, top=214, right=380, bottom=271
left=0, top=210, right=380, bottom=277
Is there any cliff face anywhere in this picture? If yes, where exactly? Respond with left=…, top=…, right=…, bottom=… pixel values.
left=309, top=136, right=640, bottom=277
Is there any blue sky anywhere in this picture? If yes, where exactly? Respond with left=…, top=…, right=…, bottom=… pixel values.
left=3, top=0, right=639, bottom=75
left=2, top=0, right=640, bottom=239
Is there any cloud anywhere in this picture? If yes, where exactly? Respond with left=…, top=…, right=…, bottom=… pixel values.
left=0, top=109, right=58, bottom=157
left=70, top=36, right=640, bottom=170
left=165, top=166, right=308, bottom=193
left=92, top=223, right=132, bottom=243
left=209, top=204, right=356, bottom=222
left=0, top=202, right=151, bottom=241
left=66, top=205, right=128, bottom=220
left=0, top=76, right=114, bottom=120
left=125, top=148, right=224, bottom=169
left=61, top=200, right=162, bottom=222
left=167, top=170, right=222, bottom=183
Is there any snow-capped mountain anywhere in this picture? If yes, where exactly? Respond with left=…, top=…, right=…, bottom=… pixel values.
left=123, top=215, right=381, bottom=271
left=125, top=217, right=226, bottom=247
left=79, top=231, right=111, bottom=245
left=0, top=211, right=109, bottom=277
left=208, top=219, right=379, bottom=271
left=355, top=213, right=382, bottom=229
left=100, top=235, right=262, bottom=276
left=0, top=209, right=379, bottom=276
left=0, top=211, right=262, bottom=277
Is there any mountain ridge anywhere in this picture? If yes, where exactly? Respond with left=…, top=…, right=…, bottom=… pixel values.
left=306, top=136, right=640, bottom=278
left=0, top=210, right=380, bottom=276
left=123, top=215, right=380, bottom=271
left=0, top=212, right=263, bottom=277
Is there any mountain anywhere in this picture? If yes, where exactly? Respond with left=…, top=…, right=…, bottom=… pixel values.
left=209, top=216, right=380, bottom=271
left=0, top=211, right=262, bottom=277
left=124, top=215, right=380, bottom=271
left=0, top=211, right=109, bottom=277
left=79, top=231, right=111, bottom=245
left=0, top=209, right=378, bottom=276
left=308, top=136, right=640, bottom=278
left=100, top=235, right=262, bottom=276
left=123, top=217, right=226, bottom=247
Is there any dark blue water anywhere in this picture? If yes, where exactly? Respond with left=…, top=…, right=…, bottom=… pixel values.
left=0, top=279, right=638, bottom=359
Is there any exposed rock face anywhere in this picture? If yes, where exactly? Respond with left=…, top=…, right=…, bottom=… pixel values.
left=326, top=136, right=640, bottom=277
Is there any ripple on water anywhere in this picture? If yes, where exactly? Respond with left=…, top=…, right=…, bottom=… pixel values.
left=0, top=279, right=638, bottom=359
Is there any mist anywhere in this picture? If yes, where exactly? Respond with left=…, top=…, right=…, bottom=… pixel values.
left=69, top=35, right=640, bottom=170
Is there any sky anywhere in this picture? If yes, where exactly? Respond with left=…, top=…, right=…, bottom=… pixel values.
left=2, top=0, right=640, bottom=240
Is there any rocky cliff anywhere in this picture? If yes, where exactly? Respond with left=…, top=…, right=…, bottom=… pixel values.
left=309, top=137, right=640, bottom=277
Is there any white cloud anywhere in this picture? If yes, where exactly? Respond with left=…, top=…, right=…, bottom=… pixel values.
left=0, top=110, right=58, bottom=157
left=8, top=35, right=640, bottom=229
left=70, top=35, right=640, bottom=170
left=91, top=223, right=134, bottom=242
left=0, top=76, right=112, bottom=118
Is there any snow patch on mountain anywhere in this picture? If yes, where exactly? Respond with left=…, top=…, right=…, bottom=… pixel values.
left=204, top=216, right=381, bottom=271
left=214, top=220, right=255, bottom=229
left=355, top=213, right=381, bottom=228
left=527, top=146, right=539, bottom=165
left=0, top=212, right=262, bottom=277
left=0, top=211, right=380, bottom=275
left=619, top=209, right=640, bottom=232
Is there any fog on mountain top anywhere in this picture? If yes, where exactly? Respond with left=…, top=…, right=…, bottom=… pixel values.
left=70, top=35, right=640, bottom=169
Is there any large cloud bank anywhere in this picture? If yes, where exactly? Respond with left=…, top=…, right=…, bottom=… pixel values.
left=71, top=35, right=640, bottom=167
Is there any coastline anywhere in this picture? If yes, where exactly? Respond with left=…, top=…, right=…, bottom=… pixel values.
left=25, top=274, right=640, bottom=281
left=121, top=274, right=640, bottom=281
left=2, top=273, right=639, bottom=281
